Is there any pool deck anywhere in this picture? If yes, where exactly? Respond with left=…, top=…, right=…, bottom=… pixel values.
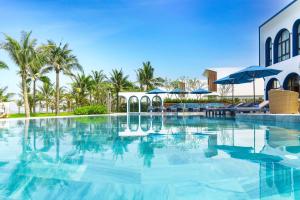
left=236, top=113, right=300, bottom=123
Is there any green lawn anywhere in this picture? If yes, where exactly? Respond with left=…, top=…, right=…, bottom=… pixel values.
left=8, top=112, right=74, bottom=118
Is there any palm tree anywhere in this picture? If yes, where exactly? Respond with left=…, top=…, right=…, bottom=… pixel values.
left=28, top=51, right=49, bottom=113
left=39, top=82, right=54, bottom=113
left=16, top=99, right=23, bottom=114
left=136, top=61, right=164, bottom=91
left=0, top=61, right=8, bottom=70
left=1, top=31, right=37, bottom=117
left=71, top=73, right=92, bottom=106
left=42, top=41, right=81, bottom=115
left=63, top=92, right=74, bottom=112
left=91, top=70, right=107, bottom=104
left=0, top=87, right=14, bottom=102
left=109, top=69, right=129, bottom=112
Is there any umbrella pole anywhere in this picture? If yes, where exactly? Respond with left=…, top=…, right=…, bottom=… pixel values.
left=253, top=78, right=256, bottom=104
left=232, top=84, right=234, bottom=104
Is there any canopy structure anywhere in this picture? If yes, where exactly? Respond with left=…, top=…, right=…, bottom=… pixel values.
left=214, top=76, right=253, bottom=103
left=229, top=66, right=282, bottom=104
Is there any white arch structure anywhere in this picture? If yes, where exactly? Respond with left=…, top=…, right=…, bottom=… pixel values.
left=118, top=92, right=168, bottom=113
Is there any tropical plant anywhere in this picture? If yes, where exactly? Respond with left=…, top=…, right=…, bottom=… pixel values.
left=39, top=82, right=54, bottom=113
left=136, top=61, right=164, bottom=91
left=109, top=69, right=129, bottom=112
left=42, top=41, right=82, bottom=115
left=73, top=105, right=107, bottom=115
left=1, top=31, right=37, bottom=117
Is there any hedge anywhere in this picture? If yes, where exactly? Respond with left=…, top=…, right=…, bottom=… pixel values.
left=74, top=105, right=107, bottom=115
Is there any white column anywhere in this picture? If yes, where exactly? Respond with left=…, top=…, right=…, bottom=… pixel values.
left=138, top=97, right=141, bottom=113
left=127, top=98, right=130, bottom=113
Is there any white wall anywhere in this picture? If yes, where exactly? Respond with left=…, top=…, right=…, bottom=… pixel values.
left=259, top=0, right=300, bottom=97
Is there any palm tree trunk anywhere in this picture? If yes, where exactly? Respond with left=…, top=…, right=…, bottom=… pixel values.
left=22, top=73, right=30, bottom=118
left=33, top=80, right=36, bottom=114
left=46, top=102, right=49, bottom=113
left=55, top=71, right=60, bottom=115
left=116, top=92, right=119, bottom=112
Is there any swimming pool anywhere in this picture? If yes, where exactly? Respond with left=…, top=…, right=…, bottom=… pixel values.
left=0, top=115, right=300, bottom=199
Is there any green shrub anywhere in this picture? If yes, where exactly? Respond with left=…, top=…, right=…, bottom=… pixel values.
left=74, top=105, right=107, bottom=115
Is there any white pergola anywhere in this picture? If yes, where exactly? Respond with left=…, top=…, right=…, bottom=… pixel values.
left=118, top=92, right=168, bottom=113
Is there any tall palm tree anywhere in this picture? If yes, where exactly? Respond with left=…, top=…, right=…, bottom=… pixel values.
left=109, top=69, right=129, bottom=112
left=39, top=82, right=54, bottom=113
left=1, top=31, right=37, bottom=117
left=136, top=61, right=164, bottom=91
left=28, top=51, right=49, bottom=113
left=42, top=41, right=81, bottom=115
left=71, top=73, right=92, bottom=106
left=91, top=70, right=107, bottom=104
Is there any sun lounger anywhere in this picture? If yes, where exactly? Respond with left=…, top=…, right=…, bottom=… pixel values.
left=205, top=103, right=244, bottom=116
left=0, top=113, right=7, bottom=118
left=147, top=106, right=153, bottom=112
left=152, top=106, right=166, bottom=112
left=186, top=103, right=201, bottom=112
left=235, top=101, right=269, bottom=113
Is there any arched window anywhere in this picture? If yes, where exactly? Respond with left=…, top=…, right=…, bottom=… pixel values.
left=298, top=25, right=300, bottom=55
left=283, top=73, right=300, bottom=94
left=293, top=20, right=300, bottom=56
left=265, top=78, right=280, bottom=100
left=274, top=29, right=290, bottom=63
left=265, top=38, right=272, bottom=67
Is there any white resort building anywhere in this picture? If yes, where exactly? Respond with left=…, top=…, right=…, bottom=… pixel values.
left=260, top=0, right=300, bottom=99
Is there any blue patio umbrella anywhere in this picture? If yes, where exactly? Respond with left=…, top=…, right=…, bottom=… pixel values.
left=214, top=76, right=253, bottom=103
left=229, top=66, right=282, bottom=103
left=169, top=88, right=188, bottom=94
left=169, top=88, right=188, bottom=109
left=191, top=88, right=211, bottom=94
left=191, top=88, right=211, bottom=100
left=147, top=88, right=167, bottom=109
left=147, top=88, right=167, bottom=94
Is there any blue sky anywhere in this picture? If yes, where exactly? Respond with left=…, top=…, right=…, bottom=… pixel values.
left=0, top=0, right=293, bottom=93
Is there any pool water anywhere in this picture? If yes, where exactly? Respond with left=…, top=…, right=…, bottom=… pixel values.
left=1, top=115, right=300, bottom=200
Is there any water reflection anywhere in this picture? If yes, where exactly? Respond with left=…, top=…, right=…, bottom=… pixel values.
left=1, top=115, right=300, bottom=199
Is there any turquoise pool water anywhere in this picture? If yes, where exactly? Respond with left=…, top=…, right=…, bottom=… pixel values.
left=0, top=115, right=300, bottom=200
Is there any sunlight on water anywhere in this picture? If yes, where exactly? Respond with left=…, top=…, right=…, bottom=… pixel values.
left=0, top=115, right=300, bottom=200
